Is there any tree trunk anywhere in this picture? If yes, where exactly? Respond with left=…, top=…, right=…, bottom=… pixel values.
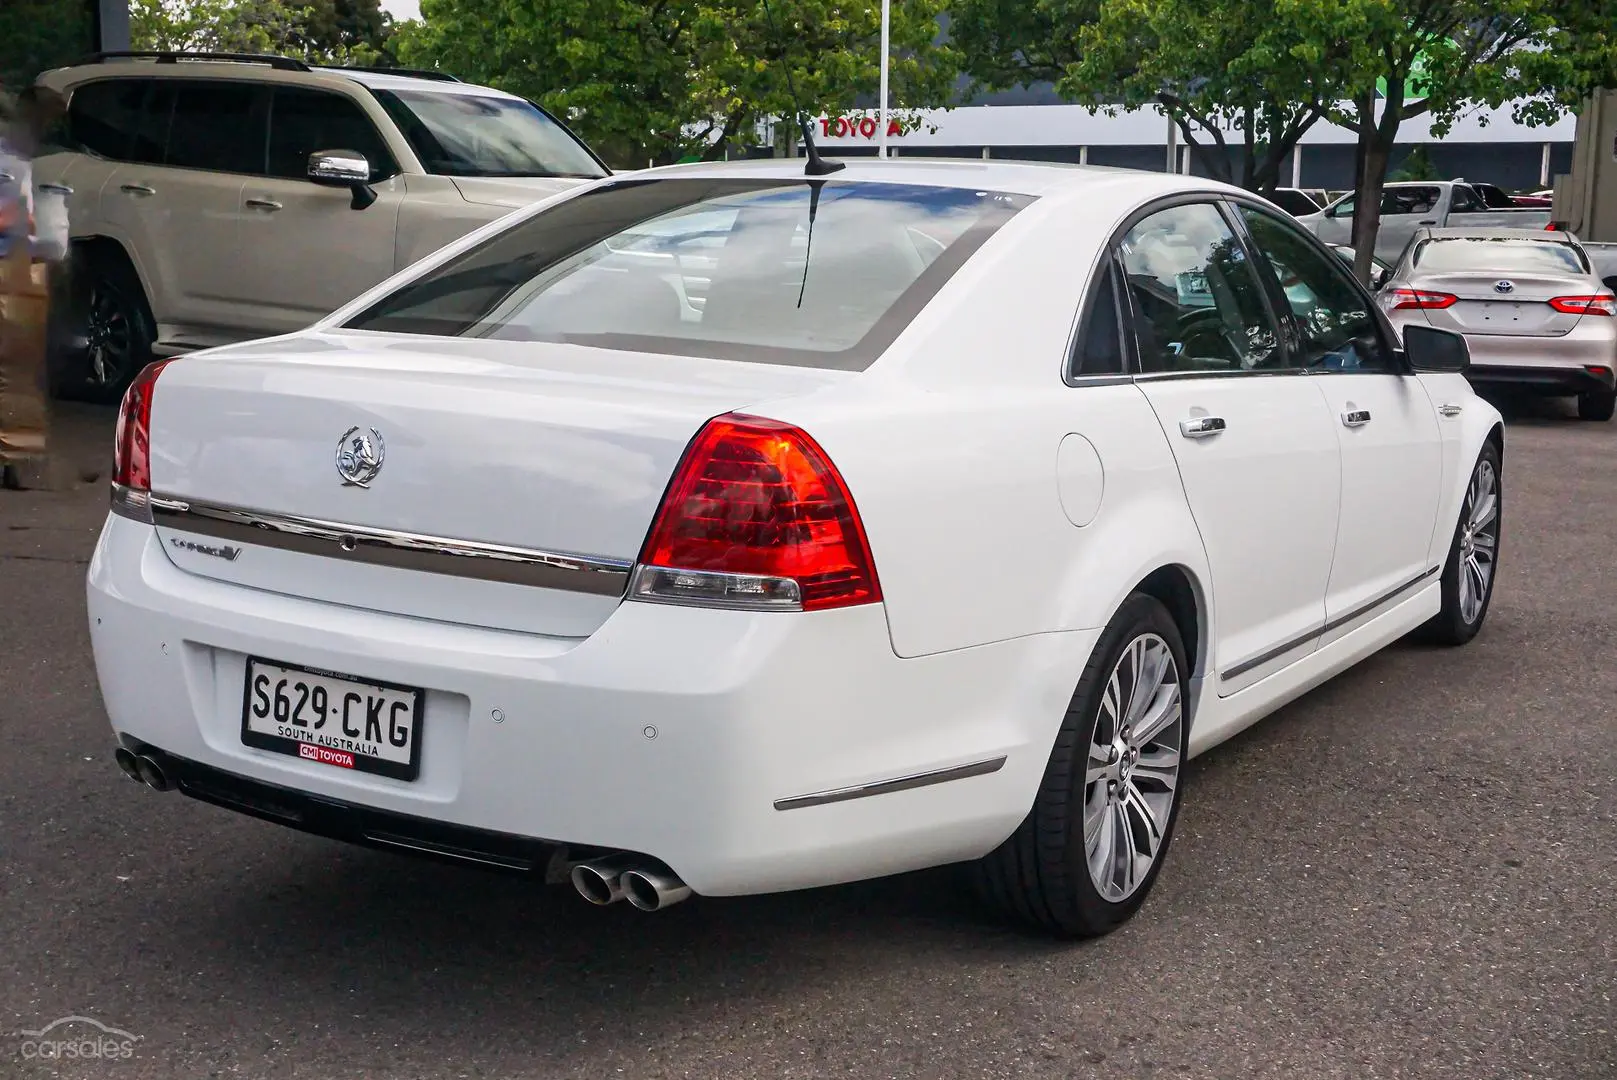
left=1350, top=80, right=1405, bottom=286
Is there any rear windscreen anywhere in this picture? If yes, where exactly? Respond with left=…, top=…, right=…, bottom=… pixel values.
left=1412, top=238, right=1588, bottom=275
left=344, top=178, right=1033, bottom=370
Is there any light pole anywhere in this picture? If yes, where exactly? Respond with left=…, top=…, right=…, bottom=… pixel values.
left=878, top=0, right=891, bottom=158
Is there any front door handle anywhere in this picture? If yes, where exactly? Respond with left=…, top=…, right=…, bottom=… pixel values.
left=1341, top=408, right=1372, bottom=427
left=37, top=182, right=73, bottom=196
left=119, top=182, right=156, bottom=196
left=1179, top=416, right=1227, bottom=439
left=244, top=197, right=283, bottom=211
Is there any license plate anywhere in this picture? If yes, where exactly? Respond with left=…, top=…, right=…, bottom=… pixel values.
left=241, top=658, right=424, bottom=781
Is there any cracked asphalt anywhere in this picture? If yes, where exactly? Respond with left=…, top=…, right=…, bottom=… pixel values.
left=2, top=398, right=1613, bottom=1079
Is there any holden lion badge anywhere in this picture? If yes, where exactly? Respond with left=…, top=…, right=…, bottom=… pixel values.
left=336, top=426, right=385, bottom=488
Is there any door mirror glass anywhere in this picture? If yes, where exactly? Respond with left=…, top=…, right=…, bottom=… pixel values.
left=1402, top=324, right=1470, bottom=373
left=308, top=149, right=370, bottom=186
left=1370, top=264, right=1391, bottom=290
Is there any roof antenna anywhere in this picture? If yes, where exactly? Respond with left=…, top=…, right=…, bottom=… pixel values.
left=760, top=0, right=845, bottom=177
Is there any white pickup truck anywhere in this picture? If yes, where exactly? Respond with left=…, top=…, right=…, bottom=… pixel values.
left=1298, top=180, right=1552, bottom=262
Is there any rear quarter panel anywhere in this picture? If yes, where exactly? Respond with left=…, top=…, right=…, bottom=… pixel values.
left=753, top=182, right=1211, bottom=662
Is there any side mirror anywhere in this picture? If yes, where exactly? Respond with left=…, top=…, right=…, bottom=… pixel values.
left=307, top=149, right=377, bottom=210
left=1370, top=266, right=1390, bottom=290
left=1402, top=324, right=1470, bottom=374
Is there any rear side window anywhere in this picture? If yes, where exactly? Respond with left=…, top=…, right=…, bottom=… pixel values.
left=1071, top=263, right=1125, bottom=377
left=268, top=89, right=396, bottom=181
left=68, top=79, right=150, bottom=160
left=167, top=83, right=264, bottom=173
left=1382, top=186, right=1440, bottom=216
left=344, top=179, right=1032, bottom=371
left=1449, top=185, right=1485, bottom=213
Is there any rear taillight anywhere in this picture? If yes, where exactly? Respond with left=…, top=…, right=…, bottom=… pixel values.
left=1549, top=294, right=1616, bottom=316
left=631, top=413, right=881, bottom=612
left=110, top=360, right=172, bottom=522
left=1388, top=288, right=1458, bottom=310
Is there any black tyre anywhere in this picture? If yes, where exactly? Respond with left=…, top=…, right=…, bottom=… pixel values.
left=57, top=245, right=155, bottom=404
left=974, top=593, right=1189, bottom=937
left=1420, top=441, right=1502, bottom=646
left=1577, top=388, right=1615, bottom=422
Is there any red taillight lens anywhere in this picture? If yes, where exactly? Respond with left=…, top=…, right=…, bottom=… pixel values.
left=1388, top=288, right=1458, bottom=310
left=110, top=360, right=171, bottom=520
left=632, top=413, right=881, bottom=612
left=1549, top=294, right=1616, bottom=316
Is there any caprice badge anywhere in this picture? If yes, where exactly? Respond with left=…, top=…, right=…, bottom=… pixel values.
left=1494, top=280, right=1516, bottom=294
left=336, top=426, right=386, bottom=488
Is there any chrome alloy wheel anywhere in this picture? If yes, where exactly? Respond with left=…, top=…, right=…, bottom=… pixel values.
left=1083, top=633, right=1184, bottom=903
left=1458, top=458, right=1499, bottom=625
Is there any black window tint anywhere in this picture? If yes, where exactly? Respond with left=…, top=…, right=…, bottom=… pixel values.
left=68, top=79, right=150, bottom=160
left=1269, top=190, right=1319, bottom=216
left=268, top=89, right=395, bottom=181
left=1117, top=202, right=1282, bottom=374
left=1072, top=264, right=1124, bottom=377
left=126, top=81, right=174, bottom=165
left=1381, top=186, right=1440, bottom=216
left=1239, top=206, right=1390, bottom=372
left=167, top=83, right=264, bottom=173
left=1449, top=185, right=1483, bottom=213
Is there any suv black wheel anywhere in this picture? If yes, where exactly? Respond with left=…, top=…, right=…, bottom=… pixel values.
left=973, top=593, right=1189, bottom=937
left=58, top=245, right=155, bottom=404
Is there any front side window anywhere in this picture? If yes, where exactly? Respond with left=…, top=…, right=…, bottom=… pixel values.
left=1411, top=237, right=1588, bottom=275
left=345, top=179, right=1030, bottom=370
left=126, top=81, right=175, bottom=166
left=1117, top=202, right=1282, bottom=374
left=1240, top=206, right=1389, bottom=372
left=268, top=88, right=396, bottom=181
left=369, top=89, right=605, bottom=180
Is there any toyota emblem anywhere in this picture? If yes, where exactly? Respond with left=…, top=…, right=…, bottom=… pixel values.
left=1494, top=280, right=1515, bottom=294
left=336, top=426, right=385, bottom=488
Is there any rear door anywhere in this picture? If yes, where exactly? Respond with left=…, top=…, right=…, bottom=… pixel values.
left=95, top=77, right=259, bottom=349
left=1120, top=200, right=1342, bottom=694
left=237, top=86, right=406, bottom=336
left=1235, top=203, right=1443, bottom=628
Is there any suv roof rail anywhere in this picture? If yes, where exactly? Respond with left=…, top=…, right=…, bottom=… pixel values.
left=79, top=50, right=311, bottom=72
left=329, top=65, right=462, bottom=82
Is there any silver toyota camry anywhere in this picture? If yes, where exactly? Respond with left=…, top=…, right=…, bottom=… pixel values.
left=1378, top=227, right=1617, bottom=420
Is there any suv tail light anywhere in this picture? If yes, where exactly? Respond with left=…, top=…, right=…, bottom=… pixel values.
left=632, top=414, right=881, bottom=612
left=110, top=360, right=172, bottom=522
left=1388, top=288, right=1458, bottom=310
left=1549, top=294, right=1616, bottom=316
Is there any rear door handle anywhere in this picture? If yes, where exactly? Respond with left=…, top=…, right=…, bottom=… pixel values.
left=1341, top=408, right=1372, bottom=427
left=38, top=182, right=73, bottom=196
left=119, top=183, right=156, bottom=196
left=244, top=197, right=283, bottom=211
left=1179, top=416, right=1227, bottom=439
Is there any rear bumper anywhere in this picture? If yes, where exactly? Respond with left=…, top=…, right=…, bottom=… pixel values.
left=88, top=514, right=1092, bottom=896
left=1463, top=363, right=1616, bottom=396
left=1385, top=310, right=1617, bottom=395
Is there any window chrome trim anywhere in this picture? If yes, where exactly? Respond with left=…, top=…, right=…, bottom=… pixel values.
left=1220, top=565, right=1441, bottom=681
left=147, top=492, right=632, bottom=596
left=773, top=756, right=1008, bottom=811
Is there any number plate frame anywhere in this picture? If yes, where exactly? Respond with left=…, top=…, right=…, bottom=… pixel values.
left=239, top=656, right=425, bottom=782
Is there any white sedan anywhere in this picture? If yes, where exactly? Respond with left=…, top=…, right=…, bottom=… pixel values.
left=88, top=159, right=1503, bottom=937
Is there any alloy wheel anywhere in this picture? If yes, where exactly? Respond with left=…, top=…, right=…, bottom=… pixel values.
left=1457, top=458, right=1498, bottom=624
left=84, top=279, right=135, bottom=389
left=1082, top=632, right=1184, bottom=903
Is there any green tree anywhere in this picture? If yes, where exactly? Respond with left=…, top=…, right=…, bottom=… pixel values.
left=0, top=0, right=95, bottom=90
left=1388, top=143, right=1440, bottom=182
left=953, top=0, right=1357, bottom=194
left=1323, top=0, right=1617, bottom=283
left=396, top=0, right=960, bottom=168
left=132, top=0, right=392, bottom=63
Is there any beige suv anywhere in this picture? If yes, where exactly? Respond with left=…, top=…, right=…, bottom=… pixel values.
left=33, top=51, right=608, bottom=400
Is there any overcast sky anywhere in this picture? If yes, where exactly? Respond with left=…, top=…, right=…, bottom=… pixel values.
left=381, top=0, right=421, bottom=22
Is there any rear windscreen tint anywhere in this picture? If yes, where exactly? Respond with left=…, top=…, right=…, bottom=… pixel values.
left=1412, top=238, right=1588, bottom=275
left=344, top=178, right=1033, bottom=370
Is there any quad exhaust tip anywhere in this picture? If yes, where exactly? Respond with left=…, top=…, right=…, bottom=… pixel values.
left=115, top=747, right=172, bottom=792
left=570, top=855, right=691, bottom=911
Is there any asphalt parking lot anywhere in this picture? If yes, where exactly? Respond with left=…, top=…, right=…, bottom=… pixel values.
left=3, top=399, right=1613, bottom=1080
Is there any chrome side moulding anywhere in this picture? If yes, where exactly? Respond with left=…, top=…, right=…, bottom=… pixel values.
left=773, top=756, right=1008, bottom=812
left=147, top=493, right=632, bottom=596
left=1219, top=564, right=1442, bottom=682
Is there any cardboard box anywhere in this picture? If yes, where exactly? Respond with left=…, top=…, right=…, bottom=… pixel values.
left=0, top=248, right=51, bottom=469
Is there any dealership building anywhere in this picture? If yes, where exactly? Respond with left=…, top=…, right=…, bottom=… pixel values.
left=814, top=88, right=1574, bottom=192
